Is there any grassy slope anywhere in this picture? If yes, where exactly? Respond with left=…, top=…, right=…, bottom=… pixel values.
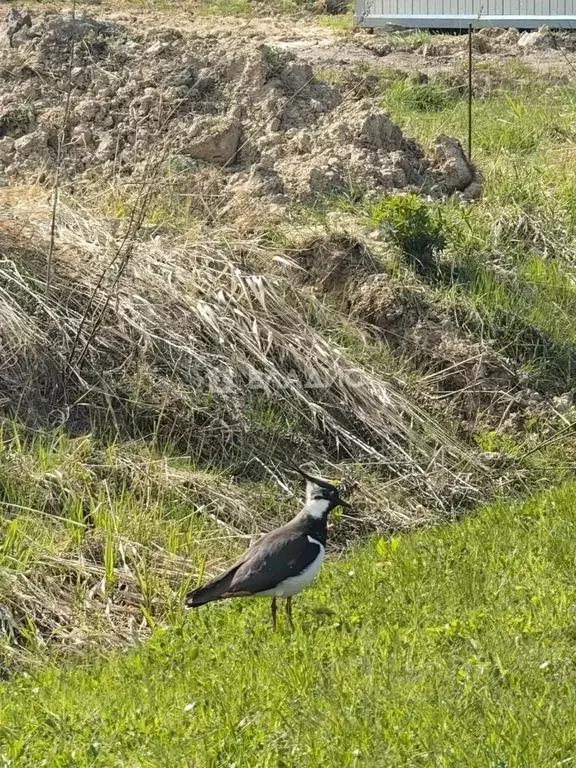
left=307, top=60, right=576, bottom=405
left=380, top=62, right=576, bottom=373
left=2, top=483, right=576, bottom=766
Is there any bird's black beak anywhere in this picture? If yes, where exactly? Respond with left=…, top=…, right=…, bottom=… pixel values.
left=339, top=498, right=352, bottom=509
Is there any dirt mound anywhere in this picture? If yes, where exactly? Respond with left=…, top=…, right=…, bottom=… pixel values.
left=417, top=26, right=559, bottom=59
left=289, top=234, right=382, bottom=295
left=418, top=28, right=519, bottom=58
left=517, top=26, right=557, bottom=51
left=279, top=245, right=542, bottom=430
left=0, top=8, right=474, bottom=217
left=349, top=274, right=547, bottom=429
left=279, top=238, right=523, bottom=426
left=351, top=275, right=426, bottom=334
left=431, top=135, right=483, bottom=200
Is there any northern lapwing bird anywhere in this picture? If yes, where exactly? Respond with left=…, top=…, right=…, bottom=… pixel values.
left=185, top=467, right=350, bottom=629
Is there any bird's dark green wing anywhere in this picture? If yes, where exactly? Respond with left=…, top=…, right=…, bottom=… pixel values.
left=224, top=528, right=321, bottom=596
left=185, top=524, right=320, bottom=606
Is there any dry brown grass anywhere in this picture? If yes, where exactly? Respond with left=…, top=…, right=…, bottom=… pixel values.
left=0, top=198, right=489, bottom=520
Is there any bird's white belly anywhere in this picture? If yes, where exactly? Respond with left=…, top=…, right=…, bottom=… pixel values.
left=258, top=538, right=325, bottom=598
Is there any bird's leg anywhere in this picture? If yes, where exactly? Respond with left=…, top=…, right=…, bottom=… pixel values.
left=271, top=597, right=277, bottom=631
left=285, top=596, right=294, bottom=631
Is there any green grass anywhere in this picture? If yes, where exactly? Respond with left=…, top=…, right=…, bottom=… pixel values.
left=318, top=11, right=354, bottom=33
left=3, top=483, right=576, bottom=765
left=194, top=0, right=326, bottom=16
left=382, top=65, right=576, bottom=229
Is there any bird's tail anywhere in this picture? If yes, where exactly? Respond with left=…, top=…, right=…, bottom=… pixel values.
left=184, top=566, right=240, bottom=609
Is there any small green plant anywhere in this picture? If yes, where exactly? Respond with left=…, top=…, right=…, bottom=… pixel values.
left=475, top=430, right=519, bottom=456
left=318, top=11, right=353, bottom=34
left=370, top=194, right=446, bottom=277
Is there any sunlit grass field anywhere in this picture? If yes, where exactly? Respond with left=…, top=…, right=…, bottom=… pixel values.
left=2, top=483, right=576, bottom=766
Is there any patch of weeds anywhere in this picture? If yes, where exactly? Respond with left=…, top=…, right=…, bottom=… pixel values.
left=82, top=31, right=109, bottom=58
left=392, top=29, right=434, bottom=47
left=319, top=64, right=410, bottom=100
left=246, top=397, right=302, bottom=435
left=448, top=266, right=576, bottom=389
left=315, top=67, right=346, bottom=87
left=196, top=0, right=253, bottom=15
left=263, top=45, right=293, bottom=75
left=388, top=79, right=457, bottom=113
left=0, top=106, right=35, bottom=139
left=370, top=194, right=446, bottom=278
left=330, top=320, right=416, bottom=382
left=441, top=60, right=541, bottom=100
left=318, top=12, right=354, bottom=34
left=475, top=430, right=520, bottom=456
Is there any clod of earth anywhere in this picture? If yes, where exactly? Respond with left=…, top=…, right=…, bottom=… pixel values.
left=432, top=135, right=483, bottom=200
left=518, top=26, right=557, bottom=51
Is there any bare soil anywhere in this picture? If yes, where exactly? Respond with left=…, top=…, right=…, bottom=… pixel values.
left=0, top=6, right=505, bottom=223
left=107, top=10, right=576, bottom=76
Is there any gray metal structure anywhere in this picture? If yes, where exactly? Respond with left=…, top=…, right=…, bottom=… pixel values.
left=354, top=1, right=576, bottom=29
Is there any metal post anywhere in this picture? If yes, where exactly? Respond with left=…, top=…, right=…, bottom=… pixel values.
left=468, top=23, right=473, bottom=160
